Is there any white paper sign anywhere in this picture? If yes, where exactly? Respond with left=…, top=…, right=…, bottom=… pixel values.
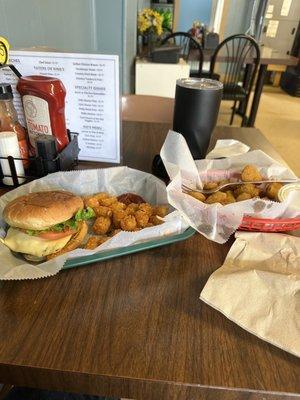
left=281, top=0, right=292, bottom=16
left=0, top=51, right=120, bottom=163
left=266, top=20, right=279, bottom=38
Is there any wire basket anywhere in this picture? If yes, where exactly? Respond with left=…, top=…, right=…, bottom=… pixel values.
left=239, top=216, right=300, bottom=232
left=0, top=133, right=79, bottom=188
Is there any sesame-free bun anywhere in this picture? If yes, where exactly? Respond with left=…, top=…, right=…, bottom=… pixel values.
left=3, top=190, right=84, bottom=230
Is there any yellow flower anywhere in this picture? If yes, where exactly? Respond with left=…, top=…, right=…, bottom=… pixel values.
left=137, top=8, right=163, bottom=37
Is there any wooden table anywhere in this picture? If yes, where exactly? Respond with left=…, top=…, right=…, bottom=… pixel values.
left=0, top=122, right=299, bottom=400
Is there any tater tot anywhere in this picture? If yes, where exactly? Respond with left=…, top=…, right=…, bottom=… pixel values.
left=138, top=203, right=153, bottom=216
left=83, top=196, right=99, bottom=209
left=152, top=205, right=169, bottom=218
left=235, top=192, right=252, bottom=202
left=99, top=196, right=118, bottom=207
left=94, top=192, right=109, bottom=200
left=188, top=191, right=206, bottom=202
left=120, top=215, right=137, bottom=231
left=126, top=203, right=140, bottom=215
left=266, top=182, right=283, bottom=200
left=205, top=191, right=227, bottom=204
left=135, top=210, right=150, bottom=228
left=110, top=201, right=126, bottom=211
left=94, top=205, right=112, bottom=218
left=85, top=235, right=108, bottom=250
left=241, top=165, right=263, bottom=182
left=149, top=215, right=163, bottom=225
left=203, top=182, right=218, bottom=190
left=113, top=209, right=127, bottom=228
left=85, top=236, right=99, bottom=250
left=234, top=183, right=259, bottom=198
left=93, top=216, right=111, bottom=235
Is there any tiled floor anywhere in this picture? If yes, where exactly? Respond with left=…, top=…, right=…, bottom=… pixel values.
left=217, top=87, right=300, bottom=176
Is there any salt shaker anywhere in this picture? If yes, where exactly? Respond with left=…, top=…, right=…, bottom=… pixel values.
left=0, top=131, right=25, bottom=185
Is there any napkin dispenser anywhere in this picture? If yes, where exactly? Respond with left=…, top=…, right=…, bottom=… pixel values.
left=204, top=32, right=219, bottom=50
left=151, top=45, right=181, bottom=64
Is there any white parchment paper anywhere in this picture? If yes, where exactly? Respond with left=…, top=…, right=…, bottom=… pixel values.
left=161, top=131, right=300, bottom=244
left=200, top=231, right=300, bottom=357
left=0, top=167, right=187, bottom=280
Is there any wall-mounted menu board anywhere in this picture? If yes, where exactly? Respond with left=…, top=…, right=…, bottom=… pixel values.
left=0, top=51, right=120, bottom=163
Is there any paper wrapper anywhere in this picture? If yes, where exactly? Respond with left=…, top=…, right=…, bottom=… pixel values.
left=0, top=167, right=187, bottom=280
left=200, top=231, right=300, bottom=357
left=206, top=139, right=250, bottom=159
left=160, top=130, right=300, bottom=243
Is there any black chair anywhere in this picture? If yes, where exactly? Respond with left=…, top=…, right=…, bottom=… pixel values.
left=209, top=34, right=260, bottom=125
left=160, top=32, right=204, bottom=77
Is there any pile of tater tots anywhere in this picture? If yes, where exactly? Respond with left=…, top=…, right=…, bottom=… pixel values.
left=83, top=192, right=168, bottom=249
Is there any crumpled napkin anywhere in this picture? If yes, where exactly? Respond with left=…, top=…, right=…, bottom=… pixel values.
left=206, top=139, right=250, bottom=159
left=200, top=231, right=300, bottom=357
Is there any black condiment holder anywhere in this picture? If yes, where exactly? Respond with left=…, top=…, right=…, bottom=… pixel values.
left=0, top=132, right=80, bottom=188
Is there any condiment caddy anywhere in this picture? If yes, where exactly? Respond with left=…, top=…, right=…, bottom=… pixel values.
left=0, top=131, right=79, bottom=187
left=0, top=52, right=79, bottom=188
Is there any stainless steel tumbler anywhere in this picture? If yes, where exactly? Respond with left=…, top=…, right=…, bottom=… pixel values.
left=173, top=78, right=223, bottom=159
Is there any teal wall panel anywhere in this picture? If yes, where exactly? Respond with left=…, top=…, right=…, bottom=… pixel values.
left=0, top=0, right=138, bottom=92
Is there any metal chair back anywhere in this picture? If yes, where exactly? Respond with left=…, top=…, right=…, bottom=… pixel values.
left=210, top=34, right=260, bottom=95
left=210, top=34, right=260, bottom=125
left=161, top=32, right=204, bottom=77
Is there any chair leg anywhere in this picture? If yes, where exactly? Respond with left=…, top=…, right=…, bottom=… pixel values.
left=230, top=100, right=237, bottom=125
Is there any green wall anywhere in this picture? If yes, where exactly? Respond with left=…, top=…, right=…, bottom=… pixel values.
left=0, top=0, right=137, bottom=92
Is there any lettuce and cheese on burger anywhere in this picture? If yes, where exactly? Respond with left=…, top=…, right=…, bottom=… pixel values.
left=2, top=190, right=94, bottom=261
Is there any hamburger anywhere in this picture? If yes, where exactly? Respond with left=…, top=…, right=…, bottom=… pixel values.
left=2, top=190, right=94, bottom=261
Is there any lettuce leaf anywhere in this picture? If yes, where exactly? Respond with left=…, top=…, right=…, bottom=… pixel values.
left=24, top=207, right=95, bottom=236
left=75, top=207, right=95, bottom=221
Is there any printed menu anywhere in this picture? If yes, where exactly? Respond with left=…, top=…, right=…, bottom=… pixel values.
left=0, top=51, right=120, bottom=163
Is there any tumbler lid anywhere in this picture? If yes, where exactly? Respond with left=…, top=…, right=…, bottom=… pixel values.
left=176, top=78, right=223, bottom=90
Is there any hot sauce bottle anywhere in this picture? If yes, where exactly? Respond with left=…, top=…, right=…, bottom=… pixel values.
left=0, top=83, right=29, bottom=167
left=17, top=76, right=69, bottom=152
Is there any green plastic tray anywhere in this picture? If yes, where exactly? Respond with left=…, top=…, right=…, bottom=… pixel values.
left=63, top=227, right=195, bottom=270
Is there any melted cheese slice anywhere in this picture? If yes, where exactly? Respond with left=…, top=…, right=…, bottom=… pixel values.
left=4, top=228, right=72, bottom=257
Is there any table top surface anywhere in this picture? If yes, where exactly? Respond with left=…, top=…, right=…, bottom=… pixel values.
left=0, top=122, right=299, bottom=399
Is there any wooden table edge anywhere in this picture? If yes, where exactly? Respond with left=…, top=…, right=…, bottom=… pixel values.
left=1, top=363, right=299, bottom=400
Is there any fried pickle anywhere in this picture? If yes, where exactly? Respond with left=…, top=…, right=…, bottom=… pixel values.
left=235, top=192, right=252, bottom=202
left=203, top=182, right=218, bottom=190
left=241, top=165, right=263, bottom=182
left=234, top=183, right=260, bottom=198
left=188, top=191, right=206, bottom=202
left=205, top=191, right=227, bottom=204
left=223, top=190, right=236, bottom=204
left=266, top=182, right=283, bottom=200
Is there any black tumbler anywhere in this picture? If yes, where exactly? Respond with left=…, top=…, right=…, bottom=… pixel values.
left=173, top=78, right=223, bottom=159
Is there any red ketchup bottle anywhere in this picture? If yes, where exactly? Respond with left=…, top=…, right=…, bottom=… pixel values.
left=17, top=76, right=69, bottom=152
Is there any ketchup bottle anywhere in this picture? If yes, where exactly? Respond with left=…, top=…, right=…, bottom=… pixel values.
left=17, top=76, right=69, bottom=152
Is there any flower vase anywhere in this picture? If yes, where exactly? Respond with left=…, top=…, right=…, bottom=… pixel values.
left=146, top=32, right=157, bottom=59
